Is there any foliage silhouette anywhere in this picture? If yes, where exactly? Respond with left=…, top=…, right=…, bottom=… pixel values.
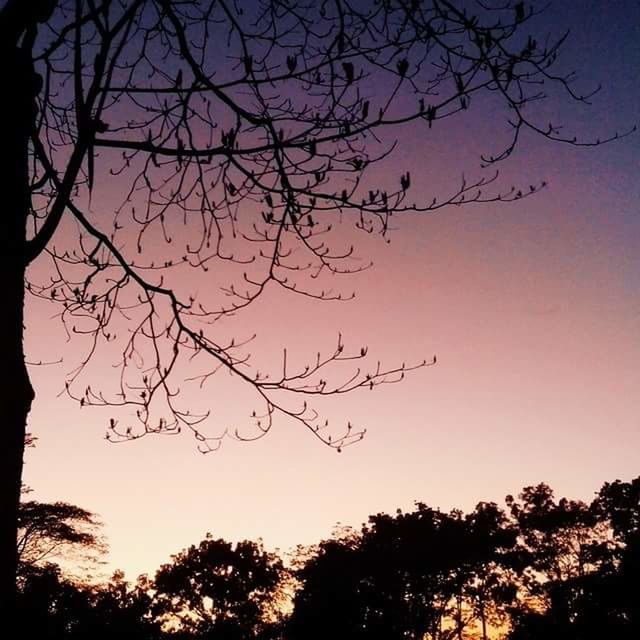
left=289, top=503, right=519, bottom=640
left=153, top=535, right=284, bottom=638
left=17, top=566, right=162, bottom=639
left=18, top=499, right=106, bottom=578
left=11, top=475, right=640, bottom=639
left=508, top=479, right=640, bottom=640
left=289, top=479, right=640, bottom=640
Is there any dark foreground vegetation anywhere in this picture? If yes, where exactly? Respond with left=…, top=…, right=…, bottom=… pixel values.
left=17, top=476, right=640, bottom=639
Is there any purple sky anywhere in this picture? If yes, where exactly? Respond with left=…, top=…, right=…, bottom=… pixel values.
left=24, top=0, right=640, bottom=579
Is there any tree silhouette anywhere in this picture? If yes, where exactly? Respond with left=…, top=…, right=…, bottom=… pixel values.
left=153, top=535, right=284, bottom=638
left=0, top=0, right=624, bottom=614
left=289, top=481, right=640, bottom=640
left=16, top=564, right=96, bottom=639
left=289, top=503, right=519, bottom=639
left=503, top=482, right=638, bottom=640
left=17, top=498, right=106, bottom=579
left=590, top=478, right=640, bottom=638
left=17, top=566, right=163, bottom=639
left=11, top=476, right=640, bottom=637
left=453, top=502, right=520, bottom=640
left=288, top=533, right=369, bottom=639
left=507, top=478, right=640, bottom=640
left=89, top=571, right=161, bottom=639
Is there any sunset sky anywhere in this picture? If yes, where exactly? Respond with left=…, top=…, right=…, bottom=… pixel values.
left=23, top=0, right=640, bottom=580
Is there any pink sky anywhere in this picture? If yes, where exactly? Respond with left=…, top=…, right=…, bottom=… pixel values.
left=23, top=1, right=640, bottom=579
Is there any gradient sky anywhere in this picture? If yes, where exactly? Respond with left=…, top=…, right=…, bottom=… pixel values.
left=24, top=0, right=640, bottom=580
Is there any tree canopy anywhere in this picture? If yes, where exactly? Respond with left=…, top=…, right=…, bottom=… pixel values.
left=18, top=499, right=105, bottom=577
left=153, top=536, right=284, bottom=638
left=15, top=475, right=640, bottom=639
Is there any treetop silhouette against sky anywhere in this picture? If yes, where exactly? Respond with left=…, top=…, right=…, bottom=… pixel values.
left=15, top=476, right=640, bottom=639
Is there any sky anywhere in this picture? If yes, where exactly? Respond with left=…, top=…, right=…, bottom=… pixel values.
left=24, top=0, right=640, bottom=580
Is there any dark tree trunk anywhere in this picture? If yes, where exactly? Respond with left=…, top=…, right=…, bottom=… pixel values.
left=0, top=36, right=37, bottom=618
left=480, top=599, right=488, bottom=640
left=456, top=592, right=464, bottom=640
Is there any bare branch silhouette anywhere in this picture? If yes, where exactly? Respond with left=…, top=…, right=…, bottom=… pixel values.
left=0, top=0, right=628, bottom=615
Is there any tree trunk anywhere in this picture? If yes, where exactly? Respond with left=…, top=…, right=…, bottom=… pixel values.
left=456, top=592, right=464, bottom=640
left=480, top=600, right=488, bottom=640
left=0, top=38, right=37, bottom=618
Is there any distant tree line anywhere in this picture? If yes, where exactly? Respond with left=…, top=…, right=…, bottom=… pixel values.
left=17, top=477, right=640, bottom=639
